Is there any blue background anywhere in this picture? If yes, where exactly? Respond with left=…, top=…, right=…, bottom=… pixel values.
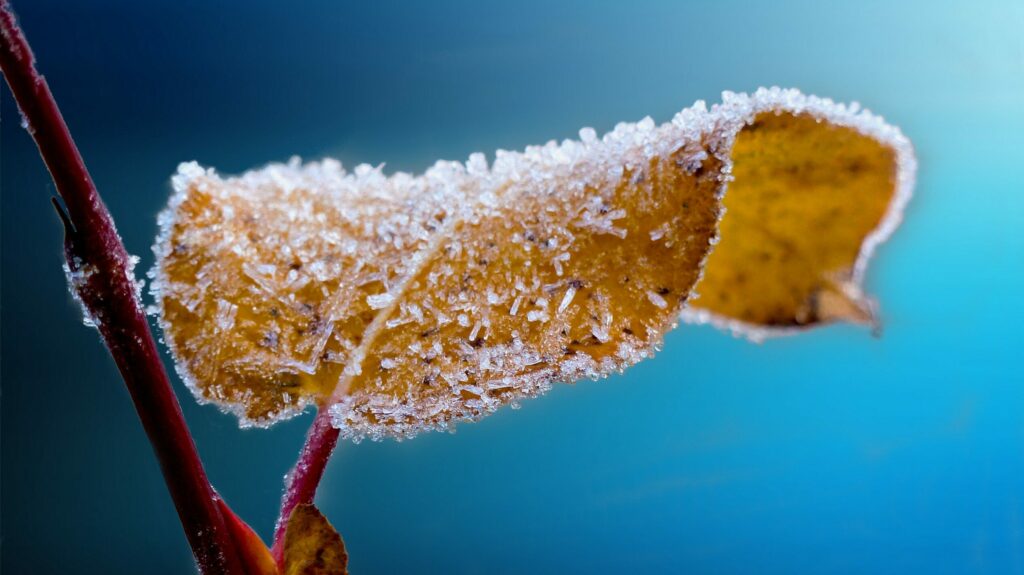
left=2, top=1, right=1022, bottom=573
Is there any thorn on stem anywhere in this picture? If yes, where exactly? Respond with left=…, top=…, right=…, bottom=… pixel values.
left=50, top=195, right=76, bottom=235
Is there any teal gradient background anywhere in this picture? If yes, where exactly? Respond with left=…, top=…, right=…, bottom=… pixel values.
left=2, top=1, right=1022, bottom=573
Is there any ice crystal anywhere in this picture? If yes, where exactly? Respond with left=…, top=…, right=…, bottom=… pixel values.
left=64, top=257, right=100, bottom=328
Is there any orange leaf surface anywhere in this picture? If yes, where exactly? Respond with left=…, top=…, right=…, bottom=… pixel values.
left=282, top=504, right=348, bottom=575
left=683, top=92, right=914, bottom=340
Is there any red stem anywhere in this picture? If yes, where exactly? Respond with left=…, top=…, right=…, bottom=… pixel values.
left=270, top=407, right=340, bottom=563
left=0, top=4, right=246, bottom=573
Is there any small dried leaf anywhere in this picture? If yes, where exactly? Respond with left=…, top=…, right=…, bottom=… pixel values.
left=151, top=87, right=914, bottom=439
left=283, top=504, right=348, bottom=575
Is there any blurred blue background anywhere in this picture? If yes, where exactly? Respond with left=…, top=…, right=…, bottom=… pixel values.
left=2, top=1, right=1022, bottom=573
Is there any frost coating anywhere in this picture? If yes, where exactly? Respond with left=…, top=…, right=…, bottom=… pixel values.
left=64, top=257, right=100, bottom=328
left=151, top=87, right=914, bottom=440
left=152, top=99, right=725, bottom=436
left=64, top=252, right=145, bottom=328
left=151, top=157, right=470, bottom=427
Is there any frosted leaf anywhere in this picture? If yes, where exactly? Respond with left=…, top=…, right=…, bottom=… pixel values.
left=151, top=87, right=914, bottom=438
left=681, top=87, right=916, bottom=341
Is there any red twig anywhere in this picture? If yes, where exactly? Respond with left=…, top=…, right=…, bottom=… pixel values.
left=0, top=3, right=245, bottom=573
left=270, top=407, right=340, bottom=563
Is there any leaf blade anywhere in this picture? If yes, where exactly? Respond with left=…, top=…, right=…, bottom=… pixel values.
left=683, top=90, right=916, bottom=340
left=282, top=504, right=348, bottom=575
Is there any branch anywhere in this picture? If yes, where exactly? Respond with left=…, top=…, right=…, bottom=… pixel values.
left=270, top=407, right=340, bottom=564
left=0, top=3, right=246, bottom=573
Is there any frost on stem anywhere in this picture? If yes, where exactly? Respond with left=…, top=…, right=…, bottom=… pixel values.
left=151, top=87, right=914, bottom=441
left=63, top=256, right=100, bottom=328
left=64, top=252, right=145, bottom=329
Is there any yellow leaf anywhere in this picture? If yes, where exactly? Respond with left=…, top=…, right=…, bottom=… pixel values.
left=682, top=91, right=915, bottom=340
left=151, top=88, right=914, bottom=438
left=282, top=504, right=348, bottom=575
